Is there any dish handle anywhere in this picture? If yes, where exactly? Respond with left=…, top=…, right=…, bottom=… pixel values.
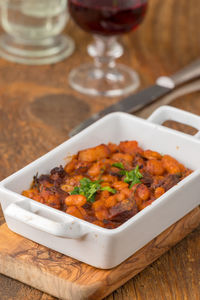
left=148, top=105, right=200, bottom=139
left=4, top=200, right=87, bottom=239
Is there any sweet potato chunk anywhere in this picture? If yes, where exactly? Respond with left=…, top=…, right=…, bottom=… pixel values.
left=107, top=142, right=118, bottom=153
left=95, top=209, right=109, bottom=221
left=66, top=206, right=84, bottom=219
left=136, top=184, right=150, bottom=201
left=119, top=141, right=138, bottom=154
left=64, top=155, right=78, bottom=173
left=78, top=144, right=110, bottom=162
left=88, top=162, right=102, bottom=177
left=154, top=187, right=165, bottom=199
left=162, top=155, right=181, bottom=174
left=143, top=150, right=162, bottom=160
left=65, top=194, right=87, bottom=207
left=104, top=195, right=117, bottom=208
left=146, top=159, right=165, bottom=176
left=111, top=152, right=133, bottom=164
left=112, top=181, right=129, bottom=191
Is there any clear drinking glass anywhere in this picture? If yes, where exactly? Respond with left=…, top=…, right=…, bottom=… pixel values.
left=68, top=0, right=148, bottom=97
left=0, top=0, right=75, bottom=65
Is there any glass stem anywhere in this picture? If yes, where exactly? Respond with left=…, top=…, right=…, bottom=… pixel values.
left=87, top=35, right=123, bottom=69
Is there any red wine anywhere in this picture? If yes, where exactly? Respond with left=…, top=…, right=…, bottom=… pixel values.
left=69, top=0, right=148, bottom=36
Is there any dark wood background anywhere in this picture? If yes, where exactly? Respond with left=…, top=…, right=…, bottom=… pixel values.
left=0, top=0, right=200, bottom=299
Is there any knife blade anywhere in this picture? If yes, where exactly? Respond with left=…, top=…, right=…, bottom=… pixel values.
left=69, top=59, right=200, bottom=137
left=69, top=85, right=170, bottom=137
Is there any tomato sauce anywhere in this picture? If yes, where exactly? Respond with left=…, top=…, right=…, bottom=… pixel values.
left=22, top=141, right=192, bottom=229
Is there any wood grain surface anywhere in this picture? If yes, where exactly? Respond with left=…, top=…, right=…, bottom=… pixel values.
left=0, top=0, right=200, bottom=299
left=0, top=207, right=199, bottom=300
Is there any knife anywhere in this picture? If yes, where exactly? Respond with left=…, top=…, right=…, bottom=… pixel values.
left=69, top=59, right=200, bottom=137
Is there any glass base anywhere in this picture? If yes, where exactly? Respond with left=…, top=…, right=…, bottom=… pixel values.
left=69, top=63, right=140, bottom=97
left=0, top=34, right=75, bottom=65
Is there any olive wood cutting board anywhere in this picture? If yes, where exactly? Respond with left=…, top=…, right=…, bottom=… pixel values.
left=0, top=207, right=199, bottom=300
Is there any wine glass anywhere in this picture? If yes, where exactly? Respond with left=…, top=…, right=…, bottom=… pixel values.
left=68, top=0, right=148, bottom=97
left=0, top=0, right=75, bottom=65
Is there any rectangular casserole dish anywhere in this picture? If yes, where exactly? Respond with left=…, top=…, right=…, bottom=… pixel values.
left=0, top=105, right=200, bottom=269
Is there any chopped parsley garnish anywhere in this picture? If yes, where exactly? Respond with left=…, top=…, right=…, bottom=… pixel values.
left=70, top=177, right=116, bottom=203
left=70, top=186, right=81, bottom=195
left=101, top=186, right=116, bottom=194
left=112, top=163, right=143, bottom=188
left=112, top=162, right=125, bottom=170
left=124, top=165, right=143, bottom=188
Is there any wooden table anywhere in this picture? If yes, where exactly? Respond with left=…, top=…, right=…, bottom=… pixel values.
left=0, top=0, right=200, bottom=299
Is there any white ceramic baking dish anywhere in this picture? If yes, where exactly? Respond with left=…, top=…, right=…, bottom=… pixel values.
left=0, top=105, right=200, bottom=269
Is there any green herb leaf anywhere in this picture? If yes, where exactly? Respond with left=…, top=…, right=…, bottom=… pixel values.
left=134, top=165, right=143, bottom=179
left=70, top=186, right=81, bottom=195
left=112, top=162, right=125, bottom=170
left=112, top=163, right=143, bottom=187
left=101, top=186, right=116, bottom=194
left=124, top=165, right=143, bottom=188
left=70, top=177, right=102, bottom=203
left=129, top=178, right=141, bottom=188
